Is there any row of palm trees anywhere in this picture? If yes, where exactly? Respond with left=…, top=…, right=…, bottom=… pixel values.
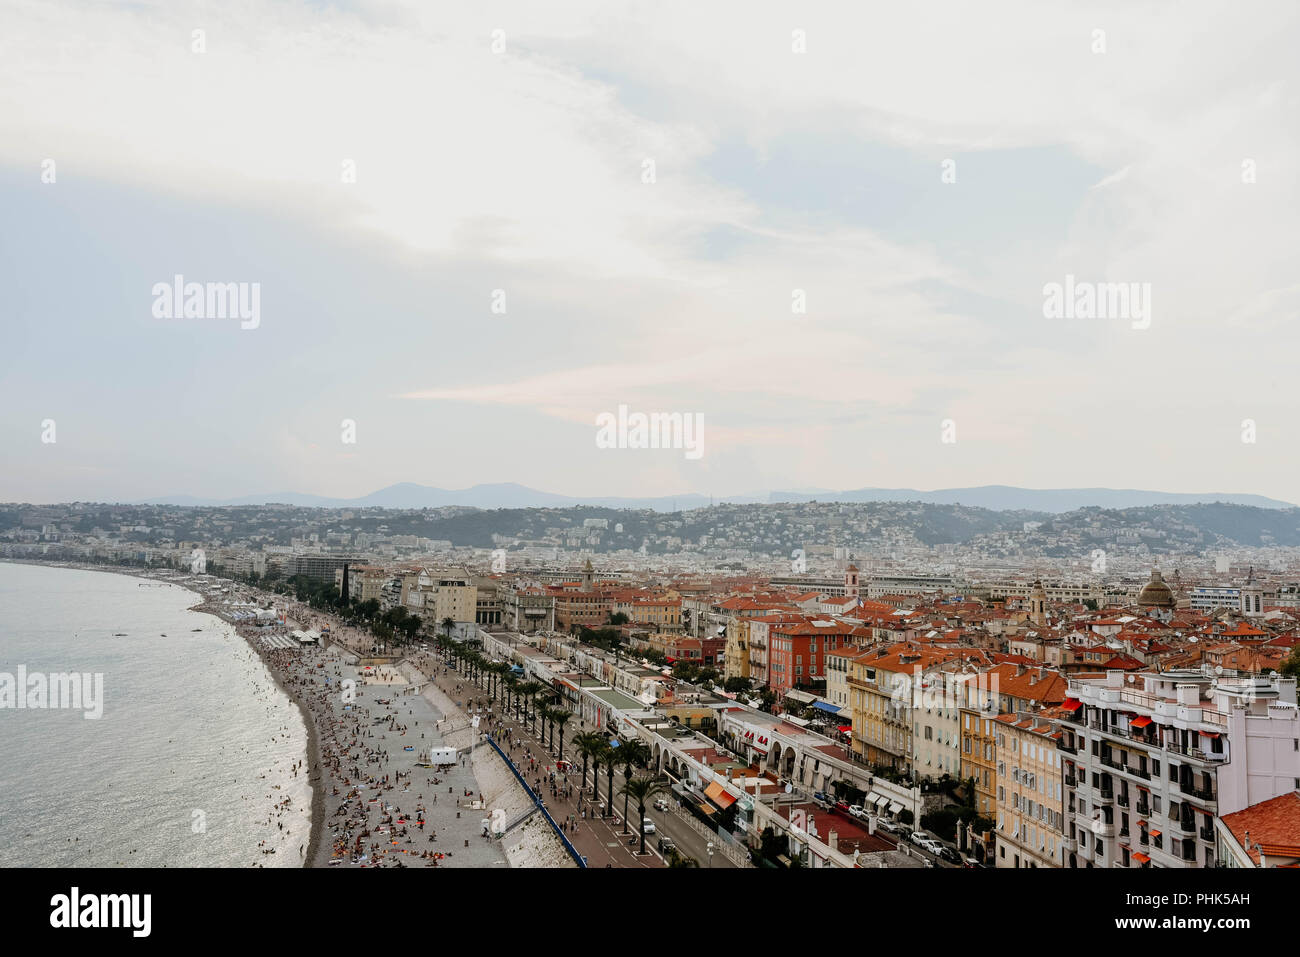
left=434, top=633, right=673, bottom=856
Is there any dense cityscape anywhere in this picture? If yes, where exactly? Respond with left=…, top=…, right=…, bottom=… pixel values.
left=6, top=497, right=1299, bottom=870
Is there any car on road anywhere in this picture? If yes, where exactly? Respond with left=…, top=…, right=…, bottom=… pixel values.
left=915, top=837, right=945, bottom=855
left=910, top=831, right=942, bottom=853
left=657, top=835, right=677, bottom=854
left=653, top=798, right=670, bottom=812
left=642, top=818, right=656, bottom=835
left=848, top=804, right=867, bottom=819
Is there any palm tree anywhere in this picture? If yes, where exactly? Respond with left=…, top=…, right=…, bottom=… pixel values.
left=603, top=744, right=621, bottom=818
left=441, top=617, right=455, bottom=640
left=617, top=739, right=652, bottom=833
left=620, top=776, right=673, bottom=855
left=488, top=661, right=507, bottom=705
left=551, top=709, right=572, bottom=758
left=503, top=674, right=520, bottom=717
left=573, top=734, right=606, bottom=798
left=516, top=680, right=543, bottom=733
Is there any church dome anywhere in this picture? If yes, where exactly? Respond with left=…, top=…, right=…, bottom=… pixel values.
left=1137, top=568, right=1175, bottom=608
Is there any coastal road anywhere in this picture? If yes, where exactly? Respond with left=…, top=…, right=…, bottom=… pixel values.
left=433, top=670, right=664, bottom=869
left=437, top=656, right=745, bottom=868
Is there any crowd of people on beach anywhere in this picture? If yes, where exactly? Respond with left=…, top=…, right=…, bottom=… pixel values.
left=238, top=621, right=477, bottom=868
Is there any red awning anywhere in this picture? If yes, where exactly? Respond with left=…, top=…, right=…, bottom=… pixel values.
left=1149, top=829, right=1162, bottom=837
left=1132, top=852, right=1151, bottom=864
left=1131, top=716, right=1153, bottom=728
left=837, top=725, right=852, bottom=733
left=1061, top=698, right=1082, bottom=711
left=1201, top=731, right=1220, bottom=738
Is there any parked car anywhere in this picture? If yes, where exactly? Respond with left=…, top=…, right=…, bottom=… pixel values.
left=848, top=805, right=867, bottom=820
left=938, top=846, right=962, bottom=865
left=876, top=818, right=899, bottom=834
left=657, top=835, right=677, bottom=854
left=813, top=791, right=831, bottom=804
left=642, top=818, right=656, bottom=835
left=834, top=800, right=851, bottom=814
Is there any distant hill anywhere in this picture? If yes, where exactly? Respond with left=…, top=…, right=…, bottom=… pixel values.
left=768, top=485, right=1294, bottom=512
left=133, top=482, right=1292, bottom=513
left=134, top=483, right=767, bottom=512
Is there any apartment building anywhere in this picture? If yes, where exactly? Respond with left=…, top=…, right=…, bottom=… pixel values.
left=825, top=645, right=869, bottom=712
left=1058, top=668, right=1300, bottom=868
left=848, top=643, right=961, bottom=774
left=767, top=619, right=864, bottom=696
left=995, top=712, right=1067, bottom=868
left=400, top=569, right=478, bottom=625
left=912, top=668, right=966, bottom=780
left=334, top=564, right=387, bottom=603
left=631, top=596, right=682, bottom=631
left=499, top=582, right=555, bottom=632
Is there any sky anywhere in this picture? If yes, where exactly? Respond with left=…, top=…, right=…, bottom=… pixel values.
left=1, top=1, right=1298, bottom=504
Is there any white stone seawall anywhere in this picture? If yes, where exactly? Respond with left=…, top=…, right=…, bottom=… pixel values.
left=472, top=741, right=574, bottom=868
left=398, top=661, right=574, bottom=868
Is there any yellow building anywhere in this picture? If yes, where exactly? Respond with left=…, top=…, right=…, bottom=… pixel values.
left=994, top=712, right=1066, bottom=868
left=847, top=643, right=959, bottom=774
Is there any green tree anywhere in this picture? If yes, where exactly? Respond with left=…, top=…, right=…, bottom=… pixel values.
left=602, top=743, right=621, bottom=817
left=573, top=732, right=606, bottom=796
left=620, top=775, right=673, bottom=855
left=617, top=739, right=652, bottom=833
left=551, top=708, right=573, bottom=760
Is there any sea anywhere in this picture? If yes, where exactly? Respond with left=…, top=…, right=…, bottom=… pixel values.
left=0, top=562, right=312, bottom=867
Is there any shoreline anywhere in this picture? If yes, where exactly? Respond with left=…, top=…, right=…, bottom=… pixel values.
left=1, top=559, right=566, bottom=868
left=200, top=599, right=328, bottom=869
left=1, top=559, right=323, bottom=866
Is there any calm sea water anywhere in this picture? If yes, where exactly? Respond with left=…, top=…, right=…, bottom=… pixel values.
left=0, top=562, right=312, bottom=867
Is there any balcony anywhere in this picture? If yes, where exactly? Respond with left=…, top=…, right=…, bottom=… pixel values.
left=1180, top=781, right=1217, bottom=803
left=1117, top=794, right=1130, bottom=809
left=1136, top=804, right=1150, bottom=817
left=1064, top=774, right=1078, bottom=788
left=1199, top=825, right=1215, bottom=841
left=1058, top=738, right=1078, bottom=755
left=1178, top=817, right=1195, bottom=834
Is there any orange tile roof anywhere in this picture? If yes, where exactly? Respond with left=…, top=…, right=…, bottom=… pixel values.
left=1220, top=792, right=1300, bottom=865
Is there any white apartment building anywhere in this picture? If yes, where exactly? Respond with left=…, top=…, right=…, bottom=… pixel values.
left=913, top=669, right=964, bottom=779
left=1059, top=668, right=1300, bottom=869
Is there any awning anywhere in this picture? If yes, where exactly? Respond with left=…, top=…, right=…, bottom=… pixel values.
left=837, top=725, right=852, bottom=733
left=1131, top=716, right=1153, bottom=728
left=812, top=701, right=842, bottom=714
left=1132, top=851, right=1151, bottom=864
left=696, top=802, right=716, bottom=816
left=1201, top=731, right=1220, bottom=739
left=703, top=782, right=736, bottom=809
left=1061, top=698, right=1082, bottom=711
left=1149, top=829, right=1161, bottom=837
left=888, top=801, right=903, bottom=815
left=865, top=792, right=884, bottom=806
